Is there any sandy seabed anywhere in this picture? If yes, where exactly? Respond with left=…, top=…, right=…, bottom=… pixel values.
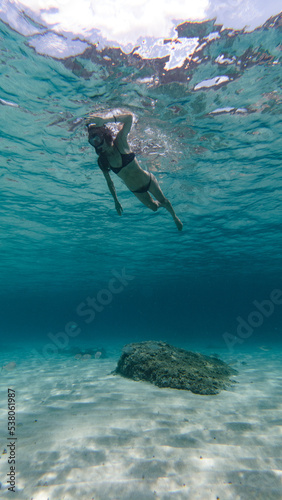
left=0, top=342, right=281, bottom=500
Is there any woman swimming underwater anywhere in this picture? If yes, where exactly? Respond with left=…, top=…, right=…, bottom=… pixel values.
left=86, top=112, right=183, bottom=231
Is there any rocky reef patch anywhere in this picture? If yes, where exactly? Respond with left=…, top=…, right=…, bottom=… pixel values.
left=114, top=341, right=238, bottom=395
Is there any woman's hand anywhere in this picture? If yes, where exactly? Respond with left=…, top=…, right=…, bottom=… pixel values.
left=115, top=200, right=123, bottom=216
left=85, top=115, right=105, bottom=127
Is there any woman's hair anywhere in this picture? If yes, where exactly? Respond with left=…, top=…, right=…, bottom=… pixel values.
left=87, top=125, right=113, bottom=145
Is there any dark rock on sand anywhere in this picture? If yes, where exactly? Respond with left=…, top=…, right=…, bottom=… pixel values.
left=114, top=341, right=238, bottom=395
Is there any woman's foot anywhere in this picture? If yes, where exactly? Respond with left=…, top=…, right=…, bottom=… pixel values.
left=174, top=216, right=183, bottom=231
left=160, top=199, right=183, bottom=231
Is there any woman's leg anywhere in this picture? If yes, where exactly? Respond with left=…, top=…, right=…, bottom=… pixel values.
left=132, top=191, right=160, bottom=211
left=148, top=174, right=183, bottom=231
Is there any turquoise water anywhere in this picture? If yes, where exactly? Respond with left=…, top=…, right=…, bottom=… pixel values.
left=1, top=14, right=282, bottom=351
left=0, top=9, right=282, bottom=500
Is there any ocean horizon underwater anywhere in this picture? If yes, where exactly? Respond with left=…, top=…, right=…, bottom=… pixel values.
left=1, top=5, right=282, bottom=499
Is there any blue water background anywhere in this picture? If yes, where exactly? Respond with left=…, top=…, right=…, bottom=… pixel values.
left=1, top=16, right=282, bottom=354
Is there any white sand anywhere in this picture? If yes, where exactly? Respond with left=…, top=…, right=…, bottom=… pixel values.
left=0, top=343, right=281, bottom=500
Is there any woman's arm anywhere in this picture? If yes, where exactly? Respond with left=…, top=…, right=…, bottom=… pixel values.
left=86, top=113, right=132, bottom=129
left=115, top=114, right=133, bottom=146
left=99, top=166, right=123, bottom=216
left=86, top=112, right=133, bottom=152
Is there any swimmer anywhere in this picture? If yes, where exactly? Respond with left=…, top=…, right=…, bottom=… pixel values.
left=86, top=112, right=183, bottom=231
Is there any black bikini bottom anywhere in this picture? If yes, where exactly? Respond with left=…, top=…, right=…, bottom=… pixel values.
left=131, top=173, right=152, bottom=194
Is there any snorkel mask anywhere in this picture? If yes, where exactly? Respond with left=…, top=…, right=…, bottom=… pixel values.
left=87, top=124, right=105, bottom=154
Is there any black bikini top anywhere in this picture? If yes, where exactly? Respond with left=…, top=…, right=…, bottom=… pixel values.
left=98, top=142, right=135, bottom=174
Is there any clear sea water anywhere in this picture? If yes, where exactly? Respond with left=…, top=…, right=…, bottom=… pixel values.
left=1, top=12, right=282, bottom=356
left=1, top=8, right=282, bottom=500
